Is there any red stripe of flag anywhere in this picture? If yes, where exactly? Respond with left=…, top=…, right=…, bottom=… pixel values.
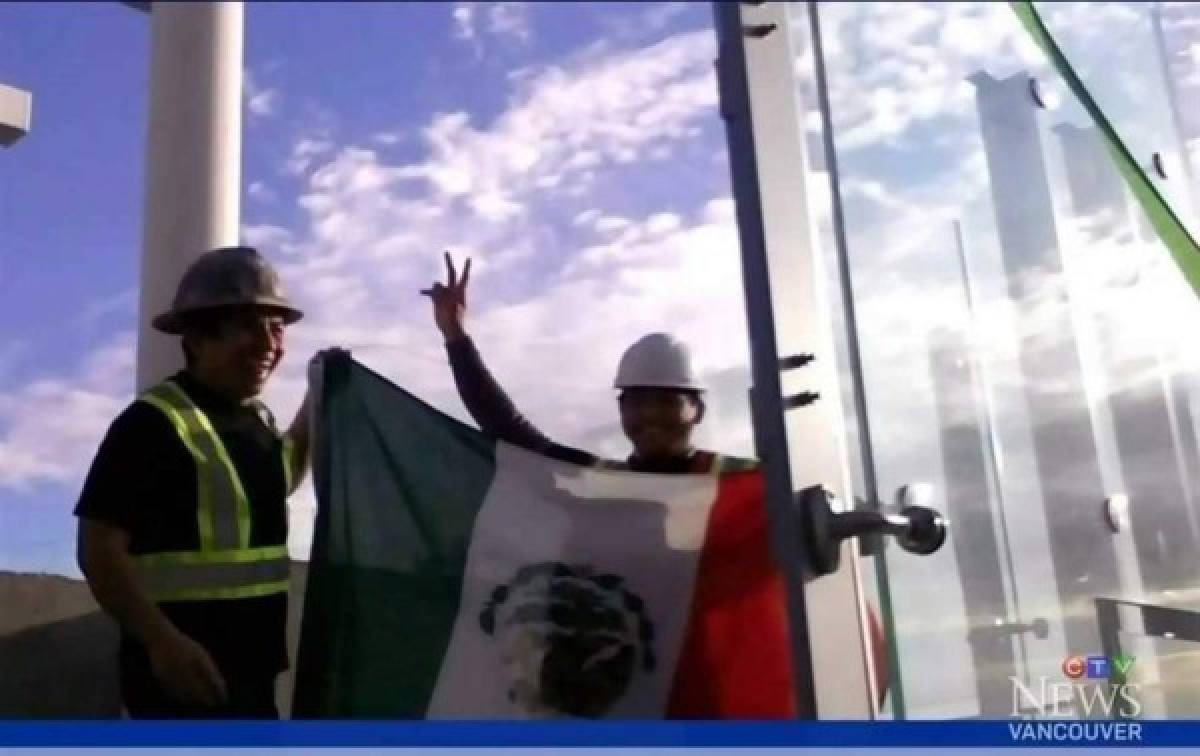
left=666, top=469, right=798, bottom=718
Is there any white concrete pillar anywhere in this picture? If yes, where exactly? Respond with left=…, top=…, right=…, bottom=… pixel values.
left=136, top=2, right=243, bottom=391
left=0, top=82, right=33, bottom=146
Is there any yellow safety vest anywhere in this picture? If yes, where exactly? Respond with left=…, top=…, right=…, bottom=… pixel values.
left=134, top=379, right=301, bottom=603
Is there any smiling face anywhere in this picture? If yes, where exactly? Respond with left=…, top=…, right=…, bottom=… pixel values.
left=617, top=387, right=704, bottom=461
left=183, top=306, right=287, bottom=400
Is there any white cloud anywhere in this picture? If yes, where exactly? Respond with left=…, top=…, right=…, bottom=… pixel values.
left=247, top=90, right=279, bottom=119
left=426, top=30, right=714, bottom=209
left=286, top=138, right=335, bottom=176
left=598, top=2, right=696, bottom=46
left=248, top=180, right=277, bottom=203
left=487, top=3, right=531, bottom=43
left=244, top=70, right=281, bottom=120
left=0, top=332, right=134, bottom=490
left=452, top=2, right=532, bottom=47
left=452, top=3, right=476, bottom=41
left=241, top=223, right=294, bottom=253
left=264, top=27, right=719, bottom=309
left=644, top=212, right=681, bottom=236
left=74, top=288, right=136, bottom=330
left=371, top=131, right=403, bottom=146
left=571, top=208, right=600, bottom=227
left=594, top=215, right=630, bottom=234
left=808, top=1, right=1048, bottom=151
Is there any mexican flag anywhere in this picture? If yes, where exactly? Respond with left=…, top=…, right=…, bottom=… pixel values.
left=292, top=353, right=797, bottom=718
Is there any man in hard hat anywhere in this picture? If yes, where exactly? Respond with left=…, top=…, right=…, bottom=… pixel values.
left=422, top=253, right=752, bottom=474
left=423, top=253, right=891, bottom=710
left=75, top=246, right=309, bottom=719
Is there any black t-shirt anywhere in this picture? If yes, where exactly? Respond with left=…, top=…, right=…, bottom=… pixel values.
left=74, top=371, right=290, bottom=678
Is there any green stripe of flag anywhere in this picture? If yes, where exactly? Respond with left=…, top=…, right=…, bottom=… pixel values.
left=1011, top=1, right=1200, bottom=299
left=292, top=353, right=498, bottom=718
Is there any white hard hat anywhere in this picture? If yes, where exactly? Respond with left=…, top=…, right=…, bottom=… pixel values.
left=613, top=333, right=703, bottom=391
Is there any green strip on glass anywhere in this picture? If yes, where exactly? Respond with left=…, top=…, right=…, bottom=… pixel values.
left=1011, top=0, right=1200, bottom=299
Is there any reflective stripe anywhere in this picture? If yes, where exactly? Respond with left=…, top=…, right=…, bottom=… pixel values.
left=158, top=381, right=253, bottom=549
left=141, top=381, right=252, bottom=550
left=133, top=544, right=288, bottom=567
left=282, top=436, right=297, bottom=494
left=134, top=555, right=290, bottom=601
left=145, top=579, right=291, bottom=603
left=140, top=394, right=219, bottom=550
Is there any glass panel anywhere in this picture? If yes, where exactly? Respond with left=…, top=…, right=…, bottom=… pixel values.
left=788, top=0, right=1200, bottom=718
left=1038, top=2, right=1200, bottom=237
left=1119, top=632, right=1200, bottom=717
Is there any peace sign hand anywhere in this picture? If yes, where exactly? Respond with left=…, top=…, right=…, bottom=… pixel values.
left=421, top=251, right=471, bottom=342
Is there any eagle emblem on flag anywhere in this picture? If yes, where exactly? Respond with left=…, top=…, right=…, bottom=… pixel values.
left=479, top=562, right=657, bottom=717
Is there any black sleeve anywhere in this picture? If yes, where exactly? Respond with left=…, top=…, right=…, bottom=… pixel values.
left=445, top=336, right=596, bottom=466
left=74, top=401, right=179, bottom=532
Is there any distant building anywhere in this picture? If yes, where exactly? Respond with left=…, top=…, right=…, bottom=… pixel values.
left=1052, top=123, right=1200, bottom=596
left=970, top=70, right=1119, bottom=655
left=1052, top=123, right=1130, bottom=238
left=927, top=325, right=1017, bottom=716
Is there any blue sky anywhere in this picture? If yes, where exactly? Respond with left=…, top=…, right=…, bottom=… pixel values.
left=0, top=1, right=744, bottom=577
left=1, top=3, right=145, bottom=386
left=2, top=0, right=1199, bottom=584
left=2, top=2, right=148, bottom=577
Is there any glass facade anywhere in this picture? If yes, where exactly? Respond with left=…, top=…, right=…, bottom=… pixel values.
left=777, top=1, right=1200, bottom=718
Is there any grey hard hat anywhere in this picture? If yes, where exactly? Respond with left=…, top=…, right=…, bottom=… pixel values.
left=152, top=246, right=303, bottom=334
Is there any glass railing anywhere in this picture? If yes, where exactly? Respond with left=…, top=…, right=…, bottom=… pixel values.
left=786, top=0, right=1200, bottom=718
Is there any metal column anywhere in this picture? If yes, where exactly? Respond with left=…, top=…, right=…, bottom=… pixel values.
left=713, top=1, right=875, bottom=717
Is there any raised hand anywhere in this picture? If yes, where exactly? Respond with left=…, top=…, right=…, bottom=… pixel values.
left=420, top=251, right=471, bottom=342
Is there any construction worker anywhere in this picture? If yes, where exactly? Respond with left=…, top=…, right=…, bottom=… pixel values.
left=422, top=253, right=753, bottom=474
left=75, top=246, right=309, bottom=719
left=423, top=252, right=891, bottom=713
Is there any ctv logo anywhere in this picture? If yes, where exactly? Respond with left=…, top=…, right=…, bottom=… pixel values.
left=1010, top=654, right=1140, bottom=718
left=1061, top=653, right=1136, bottom=680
